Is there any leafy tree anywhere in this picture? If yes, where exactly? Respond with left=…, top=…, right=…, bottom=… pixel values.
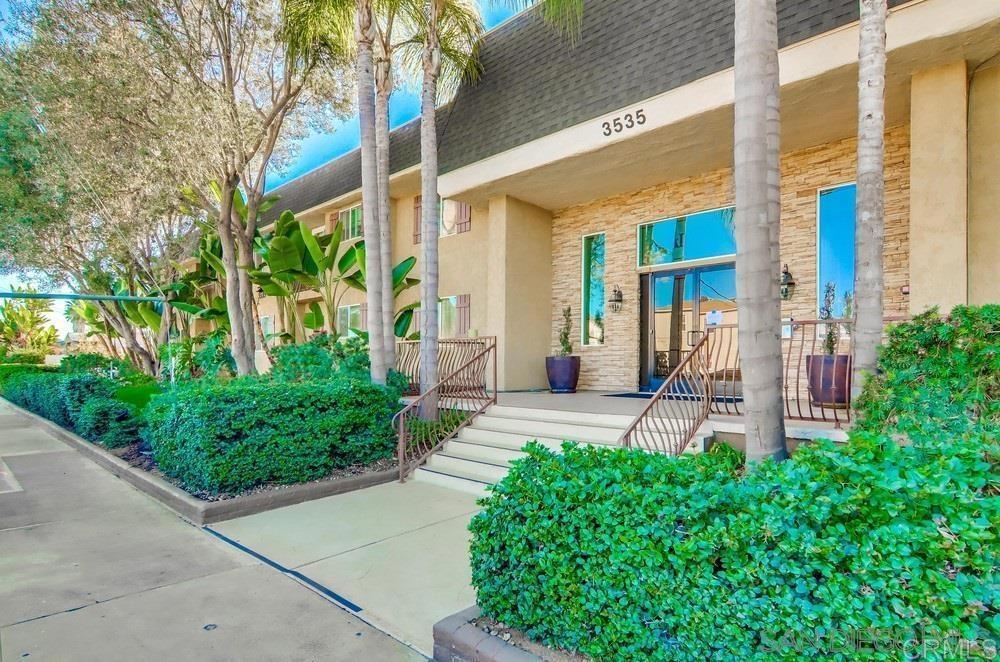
left=0, top=290, right=58, bottom=355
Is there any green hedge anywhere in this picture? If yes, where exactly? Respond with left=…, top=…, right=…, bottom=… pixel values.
left=2, top=371, right=72, bottom=427
left=77, top=397, right=139, bottom=448
left=0, top=364, right=54, bottom=387
left=855, top=305, right=999, bottom=441
left=1, top=351, right=45, bottom=365
left=143, top=376, right=400, bottom=494
left=470, top=439, right=997, bottom=660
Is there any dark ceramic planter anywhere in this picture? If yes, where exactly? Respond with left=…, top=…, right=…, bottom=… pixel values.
left=805, top=354, right=852, bottom=407
left=545, top=356, right=581, bottom=394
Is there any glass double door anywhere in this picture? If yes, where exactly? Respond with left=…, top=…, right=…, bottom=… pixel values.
left=639, top=263, right=737, bottom=390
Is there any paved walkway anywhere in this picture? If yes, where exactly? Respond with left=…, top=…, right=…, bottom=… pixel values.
left=212, top=481, right=482, bottom=655
left=0, top=400, right=425, bottom=661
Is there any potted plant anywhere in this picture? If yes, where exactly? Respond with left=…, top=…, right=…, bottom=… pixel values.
left=546, top=307, right=581, bottom=393
left=806, top=283, right=852, bottom=407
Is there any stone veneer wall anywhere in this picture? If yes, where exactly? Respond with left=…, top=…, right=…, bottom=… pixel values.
left=550, top=125, right=911, bottom=391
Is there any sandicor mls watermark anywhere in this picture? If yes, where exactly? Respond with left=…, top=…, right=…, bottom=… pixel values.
left=760, top=627, right=998, bottom=659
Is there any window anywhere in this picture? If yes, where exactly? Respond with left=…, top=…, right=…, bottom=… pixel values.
left=637, top=207, right=736, bottom=267
left=336, top=304, right=364, bottom=337
left=582, top=233, right=606, bottom=346
left=338, top=205, right=363, bottom=240
left=413, top=294, right=470, bottom=338
left=258, top=315, right=274, bottom=348
left=817, top=183, right=857, bottom=316
left=414, top=197, right=471, bottom=243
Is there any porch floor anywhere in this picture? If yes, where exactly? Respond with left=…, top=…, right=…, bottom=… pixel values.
left=496, top=390, right=850, bottom=442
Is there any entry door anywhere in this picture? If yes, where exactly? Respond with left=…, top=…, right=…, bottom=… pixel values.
left=641, top=263, right=737, bottom=389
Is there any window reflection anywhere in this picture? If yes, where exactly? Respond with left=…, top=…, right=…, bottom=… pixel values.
left=582, top=234, right=606, bottom=345
left=638, top=207, right=736, bottom=267
left=817, top=184, right=857, bottom=316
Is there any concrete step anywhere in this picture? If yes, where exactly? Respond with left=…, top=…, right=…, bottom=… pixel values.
left=441, top=439, right=528, bottom=466
left=485, top=405, right=636, bottom=428
left=412, top=466, right=490, bottom=497
left=457, top=427, right=617, bottom=452
left=470, top=415, right=623, bottom=444
left=424, top=454, right=510, bottom=483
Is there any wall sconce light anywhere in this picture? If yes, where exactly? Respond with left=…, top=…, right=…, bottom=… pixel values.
left=256, top=286, right=266, bottom=301
left=608, top=284, right=623, bottom=313
left=779, top=264, right=796, bottom=301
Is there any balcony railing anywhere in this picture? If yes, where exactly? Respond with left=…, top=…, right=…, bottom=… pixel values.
left=622, top=317, right=906, bottom=455
left=395, top=337, right=494, bottom=396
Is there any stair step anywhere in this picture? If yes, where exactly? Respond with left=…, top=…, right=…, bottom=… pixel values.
left=486, top=405, right=636, bottom=428
left=442, top=440, right=528, bottom=466
left=470, top=415, right=623, bottom=444
left=425, top=454, right=510, bottom=483
left=458, top=427, right=618, bottom=451
left=413, top=467, right=491, bottom=497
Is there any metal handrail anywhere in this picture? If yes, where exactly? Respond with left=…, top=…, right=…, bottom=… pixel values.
left=395, top=337, right=493, bottom=396
left=393, top=339, right=498, bottom=482
left=619, top=332, right=713, bottom=454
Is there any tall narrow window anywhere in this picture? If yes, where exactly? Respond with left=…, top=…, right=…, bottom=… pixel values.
left=817, top=183, right=857, bottom=316
left=336, top=304, right=363, bottom=337
left=582, top=233, right=606, bottom=346
left=338, top=205, right=363, bottom=240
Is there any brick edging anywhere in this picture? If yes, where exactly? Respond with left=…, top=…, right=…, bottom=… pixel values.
left=2, top=398, right=397, bottom=526
left=433, top=606, right=540, bottom=662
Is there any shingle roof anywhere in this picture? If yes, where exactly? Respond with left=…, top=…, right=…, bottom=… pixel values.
left=266, top=0, right=909, bottom=218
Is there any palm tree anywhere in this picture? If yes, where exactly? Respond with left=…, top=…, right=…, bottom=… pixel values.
left=733, top=0, right=788, bottom=462
left=852, top=0, right=888, bottom=397
left=407, top=0, right=482, bottom=399
left=282, top=0, right=388, bottom=383
left=373, top=0, right=411, bottom=370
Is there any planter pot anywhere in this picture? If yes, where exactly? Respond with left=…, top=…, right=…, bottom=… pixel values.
left=805, top=354, right=852, bottom=407
left=545, top=356, right=580, bottom=394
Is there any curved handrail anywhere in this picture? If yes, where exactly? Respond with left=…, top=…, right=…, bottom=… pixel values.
left=619, top=332, right=713, bottom=454
left=394, top=339, right=497, bottom=481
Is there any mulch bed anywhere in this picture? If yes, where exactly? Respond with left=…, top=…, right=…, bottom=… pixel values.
left=112, top=441, right=395, bottom=502
left=471, top=617, right=588, bottom=662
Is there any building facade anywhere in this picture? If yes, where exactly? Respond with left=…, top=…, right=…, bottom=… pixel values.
left=261, top=0, right=1000, bottom=391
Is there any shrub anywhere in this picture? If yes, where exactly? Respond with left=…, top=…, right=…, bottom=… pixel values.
left=60, top=352, right=135, bottom=377
left=76, top=397, right=139, bottom=448
left=470, top=439, right=997, bottom=660
left=0, top=364, right=53, bottom=387
left=115, top=383, right=162, bottom=411
left=61, top=373, right=116, bottom=426
left=144, top=376, right=400, bottom=493
left=855, top=305, right=999, bottom=442
left=1, top=371, right=70, bottom=426
left=3, top=351, right=45, bottom=365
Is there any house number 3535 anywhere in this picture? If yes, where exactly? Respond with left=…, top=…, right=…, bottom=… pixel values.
left=601, top=109, right=647, bottom=136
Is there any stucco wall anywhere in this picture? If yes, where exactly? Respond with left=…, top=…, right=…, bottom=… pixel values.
left=550, top=126, right=911, bottom=391
left=909, top=61, right=969, bottom=313
left=969, top=61, right=1000, bottom=306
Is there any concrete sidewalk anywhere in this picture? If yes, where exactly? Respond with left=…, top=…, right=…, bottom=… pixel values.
left=212, top=481, right=483, bottom=656
left=0, top=400, right=424, bottom=661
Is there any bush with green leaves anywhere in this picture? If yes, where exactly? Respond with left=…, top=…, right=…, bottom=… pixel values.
left=61, top=372, right=116, bottom=425
left=60, top=352, right=135, bottom=377
left=1, top=371, right=70, bottom=426
left=143, top=376, right=400, bottom=494
left=76, top=397, right=139, bottom=448
left=470, top=439, right=997, bottom=660
left=855, top=305, right=999, bottom=442
left=2, top=351, right=45, bottom=365
left=0, top=364, right=53, bottom=387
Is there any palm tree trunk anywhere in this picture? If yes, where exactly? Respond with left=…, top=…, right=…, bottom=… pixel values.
left=853, top=0, right=887, bottom=397
left=419, top=3, right=441, bottom=411
left=733, top=0, right=787, bottom=463
left=376, top=61, right=396, bottom=370
left=357, top=0, right=387, bottom=384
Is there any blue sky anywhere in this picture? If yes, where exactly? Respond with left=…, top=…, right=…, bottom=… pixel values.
left=268, top=4, right=518, bottom=191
